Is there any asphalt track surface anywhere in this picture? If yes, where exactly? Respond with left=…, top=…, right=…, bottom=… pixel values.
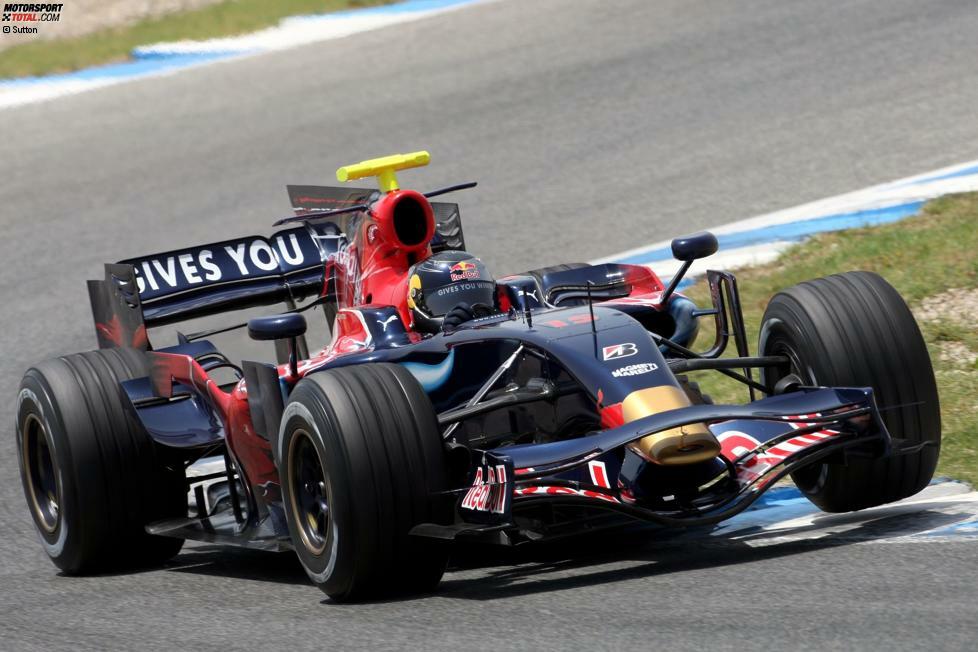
left=3, top=0, right=978, bottom=649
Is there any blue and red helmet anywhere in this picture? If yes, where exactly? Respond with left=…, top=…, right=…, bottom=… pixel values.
left=407, top=251, right=495, bottom=332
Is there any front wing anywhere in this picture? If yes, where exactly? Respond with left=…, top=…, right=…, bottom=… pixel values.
left=428, top=387, right=893, bottom=538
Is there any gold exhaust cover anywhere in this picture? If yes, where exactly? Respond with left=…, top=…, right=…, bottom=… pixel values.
left=622, top=386, right=720, bottom=465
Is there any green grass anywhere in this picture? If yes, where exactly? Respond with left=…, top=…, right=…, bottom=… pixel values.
left=683, top=192, right=978, bottom=485
left=0, top=0, right=392, bottom=79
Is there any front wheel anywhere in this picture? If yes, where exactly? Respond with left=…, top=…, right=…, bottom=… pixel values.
left=759, top=271, right=940, bottom=512
left=278, top=363, right=451, bottom=601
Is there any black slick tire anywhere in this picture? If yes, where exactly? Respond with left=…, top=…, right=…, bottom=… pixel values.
left=16, top=348, right=185, bottom=573
left=758, top=271, right=940, bottom=512
left=278, top=363, right=451, bottom=601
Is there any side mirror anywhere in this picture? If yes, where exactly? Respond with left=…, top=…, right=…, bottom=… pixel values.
left=248, top=314, right=307, bottom=378
left=660, top=231, right=719, bottom=304
left=247, top=313, right=307, bottom=341
left=671, top=231, right=719, bottom=262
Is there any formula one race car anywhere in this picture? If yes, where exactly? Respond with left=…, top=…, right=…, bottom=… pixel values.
left=15, top=152, right=941, bottom=601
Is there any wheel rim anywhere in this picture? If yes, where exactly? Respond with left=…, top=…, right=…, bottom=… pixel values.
left=287, top=430, right=331, bottom=556
left=764, top=333, right=827, bottom=493
left=766, top=337, right=809, bottom=389
left=22, top=414, right=61, bottom=534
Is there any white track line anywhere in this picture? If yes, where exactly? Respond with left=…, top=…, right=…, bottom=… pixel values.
left=0, top=0, right=487, bottom=110
left=594, top=158, right=978, bottom=276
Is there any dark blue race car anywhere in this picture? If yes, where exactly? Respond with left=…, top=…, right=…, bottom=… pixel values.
left=15, top=153, right=941, bottom=601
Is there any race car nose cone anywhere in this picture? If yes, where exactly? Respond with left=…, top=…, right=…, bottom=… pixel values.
left=621, top=386, right=721, bottom=465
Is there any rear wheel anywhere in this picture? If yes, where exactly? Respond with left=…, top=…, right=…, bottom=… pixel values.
left=759, top=271, right=940, bottom=512
left=16, top=348, right=185, bottom=573
left=278, top=363, right=451, bottom=601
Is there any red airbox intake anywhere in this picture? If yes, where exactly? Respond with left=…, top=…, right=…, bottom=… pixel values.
left=370, top=189, right=435, bottom=254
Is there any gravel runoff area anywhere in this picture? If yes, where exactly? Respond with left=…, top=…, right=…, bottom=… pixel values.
left=0, top=0, right=225, bottom=51
left=917, top=288, right=978, bottom=325
left=916, top=288, right=978, bottom=366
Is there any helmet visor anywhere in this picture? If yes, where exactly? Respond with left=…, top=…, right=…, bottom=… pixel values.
left=424, top=280, right=496, bottom=317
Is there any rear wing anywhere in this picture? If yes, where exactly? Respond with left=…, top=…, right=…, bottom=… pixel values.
left=88, top=186, right=466, bottom=349
left=118, top=225, right=330, bottom=325
left=87, top=223, right=338, bottom=350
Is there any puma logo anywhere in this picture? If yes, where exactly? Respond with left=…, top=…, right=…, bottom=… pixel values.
left=378, top=315, right=399, bottom=332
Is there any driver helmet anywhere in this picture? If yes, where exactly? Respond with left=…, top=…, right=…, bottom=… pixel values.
left=407, top=251, right=495, bottom=333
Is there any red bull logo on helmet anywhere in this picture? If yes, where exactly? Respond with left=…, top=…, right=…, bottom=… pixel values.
left=450, top=260, right=481, bottom=281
